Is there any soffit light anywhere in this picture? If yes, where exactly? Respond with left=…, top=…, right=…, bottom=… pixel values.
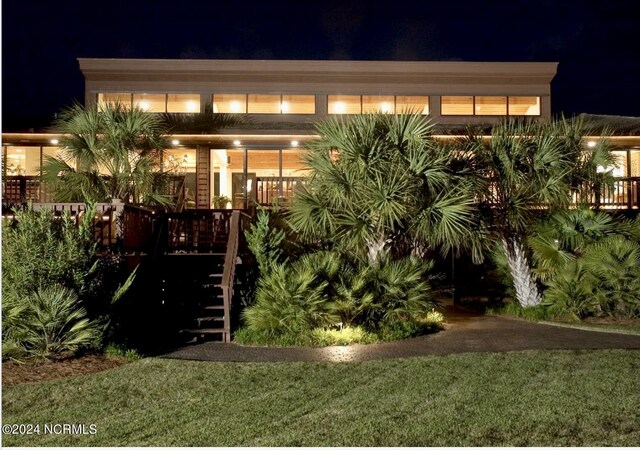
left=138, top=100, right=151, bottom=111
left=291, top=140, right=299, bottom=147
left=233, top=140, right=241, bottom=146
left=334, top=101, right=346, bottom=114
left=380, top=102, right=391, bottom=113
left=587, top=141, right=597, bottom=148
left=172, top=139, right=180, bottom=146
left=50, top=139, right=59, bottom=145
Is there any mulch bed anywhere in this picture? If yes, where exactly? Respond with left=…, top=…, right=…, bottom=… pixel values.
left=2, top=355, right=130, bottom=386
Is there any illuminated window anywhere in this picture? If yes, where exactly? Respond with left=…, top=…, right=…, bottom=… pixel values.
left=133, top=94, right=166, bottom=112
left=248, top=94, right=281, bottom=114
left=5, top=146, right=41, bottom=176
left=441, top=96, right=474, bottom=115
left=362, top=95, right=395, bottom=113
left=98, top=93, right=132, bottom=108
left=508, top=96, right=541, bottom=115
left=396, top=96, right=429, bottom=114
left=328, top=95, right=361, bottom=114
left=213, top=94, right=247, bottom=113
left=167, top=94, right=201, bottom=113
left=630, top=150, right=640, bottom=177
left=164, top=149, right=196, bottom=173
left=474, top=96, right=507, bottom=115
left=281, top=95, right=315, bottom=114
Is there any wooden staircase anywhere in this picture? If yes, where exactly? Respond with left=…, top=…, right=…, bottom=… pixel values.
left=123, top=207, right=249, bottom=344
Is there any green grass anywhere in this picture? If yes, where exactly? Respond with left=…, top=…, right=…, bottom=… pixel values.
left=3, top=350, right=639, bottom=446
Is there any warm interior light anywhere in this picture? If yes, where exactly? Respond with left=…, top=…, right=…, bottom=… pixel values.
left=233, top=140, right=241, bottom=146
left=587, top=141, right=597, bottom=148
left=334, top=101, right=346, bottom=114
left=186, top=101, right=198, bottom=112
left=291, top=140, right=299, bottom=147
left=247, top=179, right=252, bottom=192
left=138, top=100, right=150, bottom=111
left=230, top=101, right=242, bottom=113
left=172, top=139, right=180, bottom=146
left=50, top=139, right=59, bottom=145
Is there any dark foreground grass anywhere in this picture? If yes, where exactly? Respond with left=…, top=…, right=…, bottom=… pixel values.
left=2, top=350, right=639, bottom=446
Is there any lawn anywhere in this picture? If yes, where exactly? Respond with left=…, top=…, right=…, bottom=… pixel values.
left=2, top=350, right=639, bottom=446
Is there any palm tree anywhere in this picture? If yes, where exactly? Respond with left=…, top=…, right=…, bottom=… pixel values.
left=462, top=118, right=616, bottom=307
left=288, top=113, right=482, bottom=263
left=43, top=102, right=169, bottom=205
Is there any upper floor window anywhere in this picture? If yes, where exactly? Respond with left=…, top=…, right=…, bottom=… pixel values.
left=329, top=95, right=430, bottom=115
left=213, top=94, right=247, bottom=113
left=508, top=96, right=541, bottom=116
left=98, top=93, right=201, bottom=113
left=213, top=94, right=315, bottom=114
left=441, top=96, right=541, bottom=116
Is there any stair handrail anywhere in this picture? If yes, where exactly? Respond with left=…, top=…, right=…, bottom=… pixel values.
left=221, top=210, right=241, bottom=342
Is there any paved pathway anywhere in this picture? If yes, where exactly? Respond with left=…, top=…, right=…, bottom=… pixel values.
left=161, top=312, right=640, bottom=363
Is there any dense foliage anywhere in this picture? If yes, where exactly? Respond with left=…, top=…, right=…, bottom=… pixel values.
left=2, top=205, right=134, bottom=360
left=42, top=102, right=170, bottom=205
left=240, top=212, right=443, bottom=345
left=461, top=117, right=616, bottom=307
left=495, top=209, right=640, bottom=320
left=289, top=113, right=482, bottom=262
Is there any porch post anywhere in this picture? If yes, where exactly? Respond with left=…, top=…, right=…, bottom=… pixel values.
left=196, top=145, right=210, bottom=209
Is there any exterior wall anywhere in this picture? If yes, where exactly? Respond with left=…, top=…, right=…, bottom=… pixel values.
left=80, top=59, right=557, bottom=124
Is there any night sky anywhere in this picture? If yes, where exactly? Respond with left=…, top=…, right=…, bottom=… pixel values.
left=3, top=0, right=640, bottom=129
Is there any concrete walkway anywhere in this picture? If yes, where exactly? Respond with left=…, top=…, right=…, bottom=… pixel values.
left=161, top=312, right=640, bottom=363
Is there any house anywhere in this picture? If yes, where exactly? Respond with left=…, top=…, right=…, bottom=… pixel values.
left=3, top=58, right=639, bottom=210
left=2, top=58, right=639, bottom=342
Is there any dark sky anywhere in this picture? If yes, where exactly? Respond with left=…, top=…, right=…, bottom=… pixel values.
left=3, top=0, right=640, bottom=128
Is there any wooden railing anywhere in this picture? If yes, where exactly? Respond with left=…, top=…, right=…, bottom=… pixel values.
left=220, top=210, right=251, bottom=342
left=164, top=209, right=233, bottom=253
left=3, top=202, right=125, bottom=248
left=123, top=205, right=158, bottom=253
left=255, top=176, right=306, bottom=206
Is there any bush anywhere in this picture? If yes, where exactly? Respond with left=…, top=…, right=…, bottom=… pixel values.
left=2, top=205, right=97, bottom=300
left=310, top=326, right=378, bottom=346
left=1, top=205, right=135, bottom=360
left=2, top=286, right=102, bottom=360
left=241, top=261, right=339, bottom=335
left=240, top=250, right=441, bottom=343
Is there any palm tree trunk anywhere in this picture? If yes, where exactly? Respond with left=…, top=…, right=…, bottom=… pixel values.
left=366, top=236, right=389, bottom=263
left=502, top=237, right=541, bottom=307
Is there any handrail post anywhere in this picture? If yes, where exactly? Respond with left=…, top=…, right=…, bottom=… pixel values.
left=221, top=210, right=241, bottom=343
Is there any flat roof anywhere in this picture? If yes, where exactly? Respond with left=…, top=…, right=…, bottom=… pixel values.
left=78, top=58, right=559, bottom=85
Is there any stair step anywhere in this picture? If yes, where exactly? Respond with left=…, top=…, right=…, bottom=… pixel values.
left=202, top=305, right=225, bottom=310
left=196, top=316, right=224, bottom=322
left=182, top=328, right=226, bottom=335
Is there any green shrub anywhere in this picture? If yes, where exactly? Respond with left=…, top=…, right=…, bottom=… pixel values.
left=363, top=257, right=438, bottom=327
left=494, top=301, right=555, bottom=321
left=2, top=205, right=97, bottom=300
left=241, top=262, right=339, bottom=335
left=541, top=261, right=598, bottom=321
left=1, top=205, right=136, bottom=361
left=310, top=326, right=378, bottom=346
left=104, top=344, right=143, bottom=361
left=233, top=327, right=315, bottom=347
left=244, top=209, right=286, bottom=274
left=582, top=236, right=640, bottom=318
left=3, top=286, right=102, bottom=360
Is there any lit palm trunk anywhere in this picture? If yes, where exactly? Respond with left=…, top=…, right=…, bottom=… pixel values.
left=503, top=238, right=541, bottom=307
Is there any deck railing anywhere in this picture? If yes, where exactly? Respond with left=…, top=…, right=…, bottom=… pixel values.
left=3, top=202, right=125, bottom=248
